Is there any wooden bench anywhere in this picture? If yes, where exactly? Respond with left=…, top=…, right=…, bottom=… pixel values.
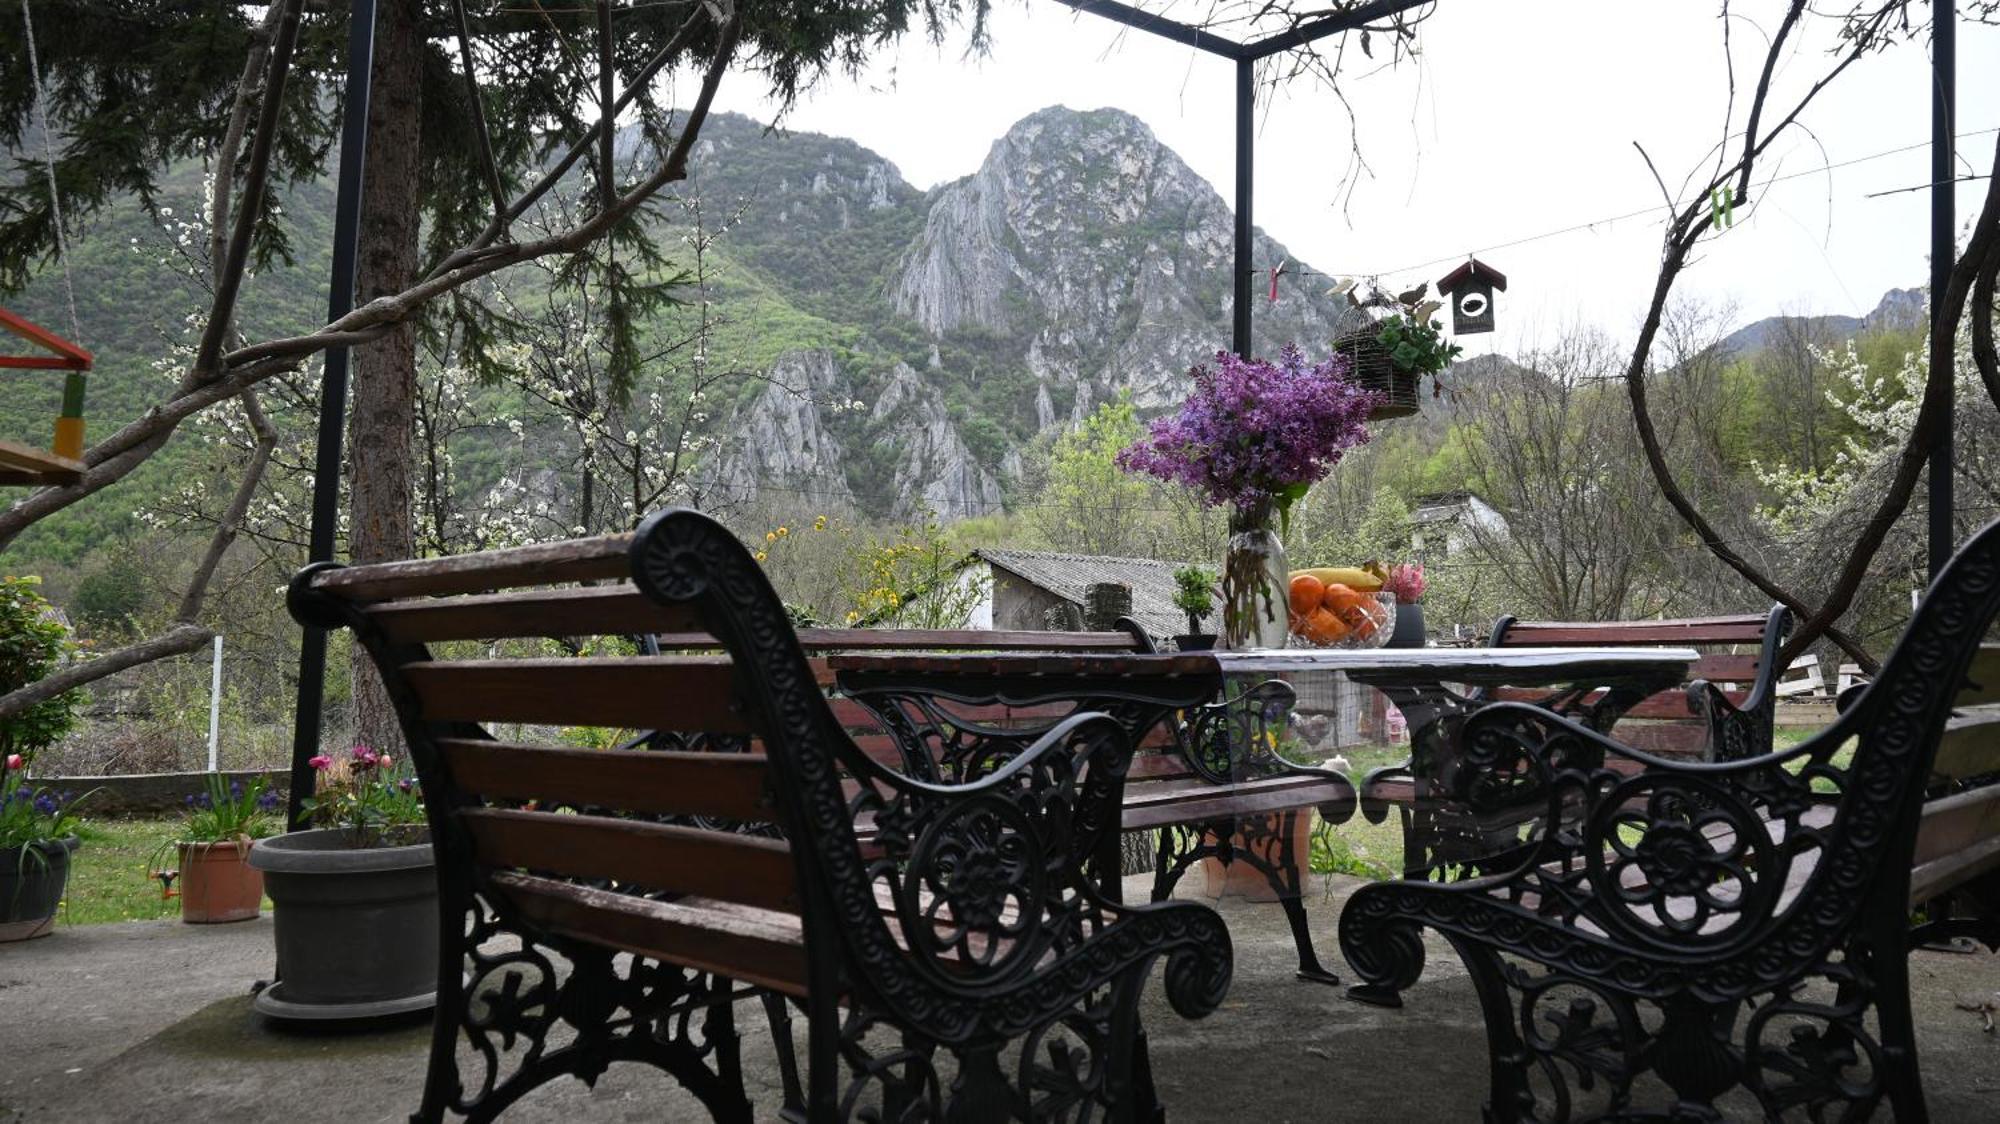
left=1339, top=520, right=2000, bottom=1121
left=1486, top=605, right=1792, bottom=760
left=289, top=509, right=1233, bottom=1123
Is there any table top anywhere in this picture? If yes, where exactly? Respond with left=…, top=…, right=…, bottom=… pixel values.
left=828, top=646, right=1699, bottom=684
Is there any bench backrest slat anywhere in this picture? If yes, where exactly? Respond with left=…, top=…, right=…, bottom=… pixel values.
left=1491, top=615, right=1770, bottom=646
left=402, top=658, right=747, bottom=731
left=438, top=739, right=773, bottom=823
left=316, top=533, right=633, bottom=602
left=368, top=585, right=701, bottom=644
left=459, top=808, right=797, bottom=912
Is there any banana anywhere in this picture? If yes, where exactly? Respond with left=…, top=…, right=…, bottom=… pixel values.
left=1289, top=566, right=1384, bottom=592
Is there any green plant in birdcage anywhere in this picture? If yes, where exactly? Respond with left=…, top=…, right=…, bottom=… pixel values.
left=1375, top=312, right=1462, bottom=380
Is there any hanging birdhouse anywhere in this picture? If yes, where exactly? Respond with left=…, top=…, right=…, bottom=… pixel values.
left=1435, top=258, right=1507, bottom=335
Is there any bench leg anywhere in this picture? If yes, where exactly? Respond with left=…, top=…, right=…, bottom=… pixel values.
left=762, top=992, right=805, bottom=1118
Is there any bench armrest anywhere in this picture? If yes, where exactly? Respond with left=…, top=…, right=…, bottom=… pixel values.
left=1439, top=700, right=1846, bottom=945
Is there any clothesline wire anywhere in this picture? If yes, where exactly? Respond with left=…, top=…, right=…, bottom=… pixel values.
left=1248, top=126, right=2000, bottom=284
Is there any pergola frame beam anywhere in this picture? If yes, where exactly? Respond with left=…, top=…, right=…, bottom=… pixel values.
left=1053, top=0, right=1434, bottom=355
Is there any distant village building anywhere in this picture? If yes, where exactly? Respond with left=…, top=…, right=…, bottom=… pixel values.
left=968, top=549, right=1195, bottom=640
left=1409, top=491, right=1508, bottom=559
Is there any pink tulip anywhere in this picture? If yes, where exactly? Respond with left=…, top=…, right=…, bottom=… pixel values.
left=5, top=754, right=22, bottom=771
left=308, top=755, right=332, bottom=771
left=378, top=754, right=393, bottom=770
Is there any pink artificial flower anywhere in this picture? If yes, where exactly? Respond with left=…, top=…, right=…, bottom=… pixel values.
left=1386, top=562, right=1427, bottom=605
left=308, top=755, right=332, bottom=771
left=4, top=754, right=21, bottom=770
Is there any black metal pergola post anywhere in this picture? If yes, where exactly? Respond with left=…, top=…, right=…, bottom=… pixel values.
left=1927, top=3, right=1955, bottom=578
left=287, top=0, right=377, bottom=829
left=1057, top=0, right=1433, bottom=357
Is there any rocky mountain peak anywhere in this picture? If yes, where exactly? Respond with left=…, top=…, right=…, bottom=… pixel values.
left=890, top=104, right=1361, bottom=415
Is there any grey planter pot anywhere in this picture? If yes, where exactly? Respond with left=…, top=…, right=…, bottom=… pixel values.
left=1, top=836, right=78, bottom=942
left=247, top=828, right=438, bottom=1021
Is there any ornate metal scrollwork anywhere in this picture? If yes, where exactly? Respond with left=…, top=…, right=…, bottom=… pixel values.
left=431, top=891, right=749, bottom=1122
left=1340, top=508, right=2000, bottom=1120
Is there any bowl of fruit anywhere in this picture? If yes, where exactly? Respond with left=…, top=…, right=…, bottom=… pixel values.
left=1287, top=568, right=1396, bottom=649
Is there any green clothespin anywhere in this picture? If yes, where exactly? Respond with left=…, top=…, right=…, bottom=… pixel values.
left=1709, top=187, right=1735, bottom=230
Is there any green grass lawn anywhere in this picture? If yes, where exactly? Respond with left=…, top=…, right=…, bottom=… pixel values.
left=57, top=818, right=271, bottom=926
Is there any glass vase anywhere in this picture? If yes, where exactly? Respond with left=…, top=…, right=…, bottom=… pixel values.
left=1220, top=504, right=1290, bottom=650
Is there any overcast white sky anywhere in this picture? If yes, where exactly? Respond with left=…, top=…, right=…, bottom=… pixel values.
left=707, top=2, right=1998, bottom=358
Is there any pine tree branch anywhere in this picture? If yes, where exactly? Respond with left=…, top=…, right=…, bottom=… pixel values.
left=0, top=1, right=741, bottom=552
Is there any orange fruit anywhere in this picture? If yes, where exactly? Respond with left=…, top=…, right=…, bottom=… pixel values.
left=1289, top=573, right=1326, bottom=617
left=1321, top=583, right=1369, bottom=626
left=1302, top=607, right=1346, bottom=646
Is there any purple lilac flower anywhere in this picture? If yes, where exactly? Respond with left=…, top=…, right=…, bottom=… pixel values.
left=1117, top=345, right=1380, bottom=514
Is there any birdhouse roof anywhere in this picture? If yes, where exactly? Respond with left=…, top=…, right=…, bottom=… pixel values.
left=1436, top=258, right=1507, bottom=294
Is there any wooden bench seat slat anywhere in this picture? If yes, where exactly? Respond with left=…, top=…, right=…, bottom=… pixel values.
left=1933, top=704, right=2000, bottom=781
left=368, top=585, right=701, bottom=643
left=404, top=657, right=748, bottom=731
left=438, top=739, right=773, bottom=822
left=313, top=533, right=635, bottom=602
left=490, top=871, right=810, bottom=998
left=1910, top=832, right=2000, bottom=906
left=1120, top=773, right=1349, bottom=830
left=463, top=808, right=797, bottom=912
left=1913, top=785, right=2000, bottom=868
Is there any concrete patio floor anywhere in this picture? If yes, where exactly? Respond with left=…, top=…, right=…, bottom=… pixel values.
left=4, top=874, right=1998, bottom=1122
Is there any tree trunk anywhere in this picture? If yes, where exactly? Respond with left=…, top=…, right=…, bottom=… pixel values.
left=347, top=0, right=424, bottom=755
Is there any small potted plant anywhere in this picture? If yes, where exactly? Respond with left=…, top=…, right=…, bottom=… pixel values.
left=1, top=755, right=86, bottom=942
left=153, top=774, right=282, bottom=924
left=1382, top=561, right=1428, bottom=648
left=1172, top=565, right=1219, bottom=651
left=1332, top=282, right=1462, bottom=419
left=247, top=746, right=436, bottom=1020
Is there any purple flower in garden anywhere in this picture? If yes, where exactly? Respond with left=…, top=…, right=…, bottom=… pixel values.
left=398, top=778, right=414, bottom=794
left=257, top=789, right=282, bottom=812
left=1117, top=345, right=1380, bottom=514
left=350, top=746, right=380, bottom=772
left=32, top=793, right=57, bottom=816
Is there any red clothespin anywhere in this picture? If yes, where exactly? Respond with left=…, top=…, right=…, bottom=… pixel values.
left=1269, top=259, right=1287, bottom=302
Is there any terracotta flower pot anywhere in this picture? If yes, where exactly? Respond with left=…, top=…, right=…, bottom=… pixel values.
left=178, top=840, right=265, bottom=924
left=1200, top=812, right=1314, bottom=903
left=0, top=836, right=78, bottom=942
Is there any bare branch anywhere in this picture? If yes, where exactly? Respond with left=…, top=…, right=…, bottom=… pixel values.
left=190, top=0, right=304, bottom=386
left=0, top=623, right=212, bottom=719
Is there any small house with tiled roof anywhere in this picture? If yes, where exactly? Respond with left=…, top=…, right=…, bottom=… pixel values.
left=970, top=548, right=1197, bottom=641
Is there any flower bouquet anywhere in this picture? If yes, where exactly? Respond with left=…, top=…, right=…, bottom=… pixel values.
left=1119, top=345, right=1379, bottom=648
